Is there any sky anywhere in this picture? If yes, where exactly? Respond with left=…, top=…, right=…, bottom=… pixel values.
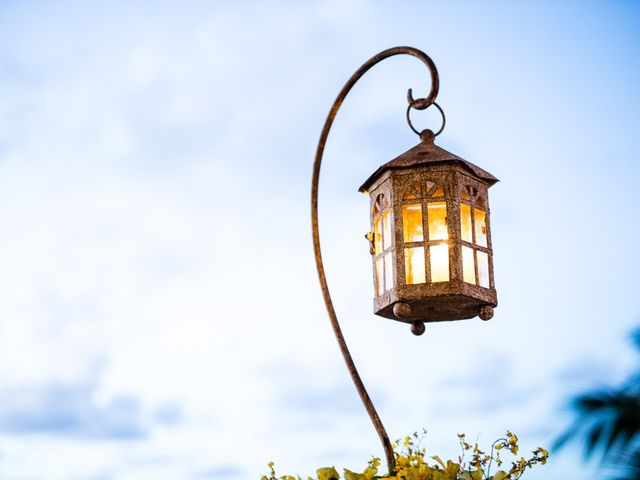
left=0, top=1, right=639, bottom=479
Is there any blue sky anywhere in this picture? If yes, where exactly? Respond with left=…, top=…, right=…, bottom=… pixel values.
left=0, top=1, right=639, bottom=479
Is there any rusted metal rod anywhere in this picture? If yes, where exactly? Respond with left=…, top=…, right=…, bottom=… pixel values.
left=311, top=46, right=439, bottom=475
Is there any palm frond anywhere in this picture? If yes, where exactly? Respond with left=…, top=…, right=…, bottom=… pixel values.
left=630, top=329, right=640, bottom=353
left=557, top=388, right=640, bottom=463
left=556, top=326, right=640, bottom=478
left=607, top=449, right=640, bottom=480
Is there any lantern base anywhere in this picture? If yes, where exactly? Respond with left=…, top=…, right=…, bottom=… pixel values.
left=377, top=295, right=496, bottom=323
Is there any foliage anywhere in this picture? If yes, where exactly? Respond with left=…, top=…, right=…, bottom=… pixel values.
left=261, top=430, right=548, bottom=480
left=554, top=327, right=640, bottom=479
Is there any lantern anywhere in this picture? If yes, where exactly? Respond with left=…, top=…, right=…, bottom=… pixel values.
left=360, top=129, right=498, bottom=333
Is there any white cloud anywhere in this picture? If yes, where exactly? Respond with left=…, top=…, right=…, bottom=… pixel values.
left=0, top=1, right=638, bottom=479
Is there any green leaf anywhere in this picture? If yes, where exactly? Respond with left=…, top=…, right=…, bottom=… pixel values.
left=489, top=471, right=508, bottom=480
left=431, top=455, right=446, bottom=469
left=443, top=460, right=461, bottom=479
left=343, top=469, right=365, bottom=480
left=363, top=467, right=378, bottom=479
left=430, top=471, right=448, bottom=480
left=459, top=469, right=483, bottom=480
left=472, top=469, right=485, bottom=480
left=317, top=467, right=340, bottom=480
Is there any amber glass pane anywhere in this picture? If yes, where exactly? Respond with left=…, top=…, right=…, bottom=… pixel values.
left=462, top=246, right=476, bottom=284
left=477, top=251, right=490, bottom=288
left=404, top=247, right=425, bottom=284
left=427, top=202, right=448, bottom=240
left=474, top=208, right=487, bottom=247
left=374, top=217, right=382, bottom=255
left=403, top=182, right=420, bottom=200
left=375, top=258, right=384, bottom=295
left=425, top=180, right=435, bottom=192
left=384, top=253, right=393, bottom=291
left=460, top=203, right=472, bottom=243
left=402, top=204, right=423, bottom=242
left=432, top=187, right=444, bottom=197
left=430, top=244, right=449, bottom=282
left=374, top=194, right=388, bottom=215
left=382, top=210, right=392, bottom=250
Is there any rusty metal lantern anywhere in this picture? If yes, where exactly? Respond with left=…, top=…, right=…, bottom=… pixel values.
left=360, top=128, right=498, bottom=334
left=311, top=47, right=499, bottom=475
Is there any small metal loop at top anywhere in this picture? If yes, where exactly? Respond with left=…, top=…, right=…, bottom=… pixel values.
left=406, top=101, right=446, bottom=137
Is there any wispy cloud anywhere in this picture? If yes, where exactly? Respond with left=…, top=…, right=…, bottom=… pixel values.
left=0, top=1, right=638, bottom=479
left=0, top=382, right=146, bottom=439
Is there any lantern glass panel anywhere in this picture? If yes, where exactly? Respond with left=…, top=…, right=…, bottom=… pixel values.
left=384, top=253, right=393, bottom=290
left=425, top=180, right=435, bottom=193
left=429, top=244, right=449, bottom=282
left=460, top=203, right=472, bottom=242
left=374, top=217, right=383, bottom=255
left=477, top=251, right=490, bottom=288
left=375, top=258, right=384, bottom=295
left=403, top=183, right=420, bottom=200
left=404, top=247, right=425, bottom=284
left=427, top=202, right=448, bottom=240
left=403, top=204, right=423, bottom=242
left=432, top=187, right=444, bottom=198
left=462, top=246, right=476, bottom=284
left=474, top=208, right=487, bottom=247
left=382, top=210, right=392, bottom=250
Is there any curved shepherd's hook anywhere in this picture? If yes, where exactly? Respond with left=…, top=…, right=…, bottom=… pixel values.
left=311, top=46, right=440, bottom=475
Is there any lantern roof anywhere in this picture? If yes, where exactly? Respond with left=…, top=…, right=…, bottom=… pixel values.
left=358, top=130, right=499, bottom=193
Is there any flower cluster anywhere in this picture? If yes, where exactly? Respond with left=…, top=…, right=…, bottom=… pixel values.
left=262, top=431, right=548, bottom=480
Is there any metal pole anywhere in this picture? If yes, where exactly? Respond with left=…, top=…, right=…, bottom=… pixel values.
left=311, top=46, right=440, bottom=475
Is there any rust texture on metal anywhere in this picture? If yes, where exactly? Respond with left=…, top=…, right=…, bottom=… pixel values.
left=311, top=46, right=440, bottom=475
left=365, top=132, right=498, bottom=325
left=359, top=130, right=498, bottom=193
left=411, top=320, right=426, bottom=336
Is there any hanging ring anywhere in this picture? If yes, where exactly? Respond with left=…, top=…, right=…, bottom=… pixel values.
left=406, top=101, right=446, bottom=137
